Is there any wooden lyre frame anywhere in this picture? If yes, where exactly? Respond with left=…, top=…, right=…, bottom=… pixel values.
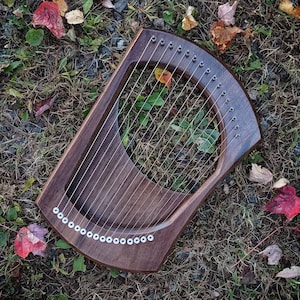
left=36, top=28, right=261, bottom=273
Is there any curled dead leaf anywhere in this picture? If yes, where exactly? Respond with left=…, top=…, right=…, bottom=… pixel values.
left=248, top=163, right=273, bottom=185
left=102, top=0, right=115, bottom=9
left=210, top=21, right=243, bottom=53
left=218, top=0, right=239, bottom=26
left=53, top=0, right=68, bottom=16
left=154, top=67, right=172, bottom=89
left=276, top=266, right=300, bottom=278
left=279, top=0, right=300, bottom=19
left=65, top=9, right=84, bottom=25
left=259, top=244, right=282, bottom=265
left=182, top=6, right=198, bottom=31
left=273, top=178, right=289, bottom=189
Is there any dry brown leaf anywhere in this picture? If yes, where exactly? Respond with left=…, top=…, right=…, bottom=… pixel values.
left=248, top=163, right=273, bottom=184
left=53, top=0, right=68, bottom=16
left=65, top=9, right=84, bottom=25
left=259, top=244, right=282, bottom=265
left=273, top=178, right=289, bottom=189
left=210, top=21, right=243, bottom=53
left=279, top=0, right=300, bottom=19
left=276, top=266, right=300, bottom=278
left=218, top=0, right=239, bottom=26
left=102, top=0, right=115, bottom=9
left=182, top=6, right=198, bottom=31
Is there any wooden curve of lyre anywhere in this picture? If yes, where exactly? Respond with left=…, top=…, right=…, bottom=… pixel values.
left=36, top=28, right=261, bottom=273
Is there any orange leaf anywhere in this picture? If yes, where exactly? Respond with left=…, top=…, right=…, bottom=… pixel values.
left=154, top=68, right=172, bottom=89
left=53, top=0, right=68, bottom=16
left=182, top=6, right=198, bottom=31
left=210, top=21, right=243, bottom=53
left=279, top=0, right=300, bottom=19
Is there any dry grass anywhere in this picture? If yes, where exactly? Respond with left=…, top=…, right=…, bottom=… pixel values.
left=1, top=0, right=300, bottom=299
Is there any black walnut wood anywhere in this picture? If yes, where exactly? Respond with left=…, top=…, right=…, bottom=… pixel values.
left=36, top=28, right=261, bottom=273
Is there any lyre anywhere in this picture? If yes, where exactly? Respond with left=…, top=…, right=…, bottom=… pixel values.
left=36, top=28, right=261, bottom=272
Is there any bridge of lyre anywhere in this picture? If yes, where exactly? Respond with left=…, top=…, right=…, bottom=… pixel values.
left=36, top=28, right=261, bottom=273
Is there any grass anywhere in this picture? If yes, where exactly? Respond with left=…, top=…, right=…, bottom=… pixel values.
left=1, top=0, right=300, bottom=299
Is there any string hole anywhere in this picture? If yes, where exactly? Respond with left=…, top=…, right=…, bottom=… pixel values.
left=160, top=39, right=165, bottom=46
left=177, top=45, right=182, bottom=53
left=62, top=217, right=68, bottom=224
left=113, top=238, right=120, bottom=244
left=106, top=236, right=113, bottom=243
left=205, top=68, right=211, bottom=74
left=229, top=107, right=234, bottom=112
left=80, top=228, right=86, bottom=235
left=225, top=98, right=230, bottom=103
left=231, top=116, right=237, bottom=121
left=93, top=233, right=99, bottom=240
left=235, top=134, right=241, bottom=138
left=192, top=55, right=197, bottom=62
left=221, top=91, right=227, bottom=96
left=120, top=238, right=126, bottom=245
left=87, top=231, right=93, bottom=238
left=234, top=125, right=240, bottom=130
left=74, top=225, right=81, bottom=232
left=212, top=75, right=217, bottom=81
left=199, top=61, right=204, bottom=67
left=151, top=36, right=156, bottom=42
left=68, top=221, right=74, bottom=228
left=168, top=42, right=173, bottom=49
left=127, top=238, right=134, bottom=245
left=140, top=236, right=147, bottom=243
left=185, top=50, right=190, bottom=57
left=100, top=236, right=106, bottom=242
left=147, top=234, right=154, bottom=242
left=134, top=237, right=140, bottom=244
left=57, top=212, right=64, bottom=219
left=53, top=207, right=59, bottom=214
left=217, top=83, right=222, bottom=88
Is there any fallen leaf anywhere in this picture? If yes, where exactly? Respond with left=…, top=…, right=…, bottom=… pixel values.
left=279, top=0, right=300, bottom=19
left=210, top=21, right=243, bottom=53
left=53, top=0, right=68, bottom=16
left=273, top=177, right=289, bottom=189
left=154, top=67, right=172, bottom=89
left=14, top=224, right=48, bottom=258
left=264, top=185, right=300, bottom=220
left=218, top=0, right=239, bottom=26
left=276, top=266, right=300, bottom=278
left=32, top=2, right=65, bottom=39
left=259, top=244, right=282, bottom=265
left=35, top=95, right=57, bottom=117
left=248, top=163, right=273, bottom=184
left=65, top=9, right=84, bottom=25
left=182, top=6, right=198, bottom=31
left=102, top=0, right=115, bottom=9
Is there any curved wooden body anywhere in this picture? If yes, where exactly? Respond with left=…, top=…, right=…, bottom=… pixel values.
left=36, top=28, right=261, bottom=272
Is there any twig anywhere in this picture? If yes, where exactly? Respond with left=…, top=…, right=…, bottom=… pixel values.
left=231, top=225, right=284, bottom=268
left=0, top=223, right=18, bottom=233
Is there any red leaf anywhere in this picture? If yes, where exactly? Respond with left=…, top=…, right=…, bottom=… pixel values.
left=35, top=95, right=57, bottom=117
left=32, top=2, right=65, bottom=39
left=14, top=224, right=48, bottom=259
left=263, top=185, right=300, bottom=220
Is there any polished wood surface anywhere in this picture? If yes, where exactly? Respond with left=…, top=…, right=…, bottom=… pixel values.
left=36, top=28, right=261, bottom=272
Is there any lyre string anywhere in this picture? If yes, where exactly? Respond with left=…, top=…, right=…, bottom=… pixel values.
left=110, top=87, right=230, bottom=237
left=83, top=46, right=191, bottom=230
left=72, top=39, right=179, bottom=226
left=57, top=36, right=158, bottom=215
left=103, top=73, right=220, bottom=235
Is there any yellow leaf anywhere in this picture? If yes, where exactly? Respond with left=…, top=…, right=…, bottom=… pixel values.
left=154, top=68, right=172, bottom=89
left=182, top=6, right=198, bottom=31
left=53, top=0, right=68, bottom=16
left=279, top=0, right=300, bottom=19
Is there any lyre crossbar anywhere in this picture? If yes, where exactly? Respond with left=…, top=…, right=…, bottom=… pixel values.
left=36, top=28, right=261, bottom=272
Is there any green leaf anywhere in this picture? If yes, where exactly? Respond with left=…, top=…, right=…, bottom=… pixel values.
left=110, top=268, right=119, bottom=278
left=73, top=254, right=86, bottom=273
left=3, top=0, right=15, bottom=7
left=139, top=113, right=149, bottom=126
left=55, top=239, right=72, bottom=249
left=0, top=231, right=9, bottom=248
left=83, top=0, right=93, bottom=14
left=25, top=29, right=44, bottom=46
left=136, top=102, right=152, bottom=111
left=7, top=88, right=23, bottom=98
left=163, top=10, right=174, bottom=25
left=21, top=177, right=35, bottom=194
left=6, top=207, right=17, bottom=221
left=58, top=294, right=68, bottom=300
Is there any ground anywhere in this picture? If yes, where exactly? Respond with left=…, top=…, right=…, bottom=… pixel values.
left=1, top=0, right=300, bottom=299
